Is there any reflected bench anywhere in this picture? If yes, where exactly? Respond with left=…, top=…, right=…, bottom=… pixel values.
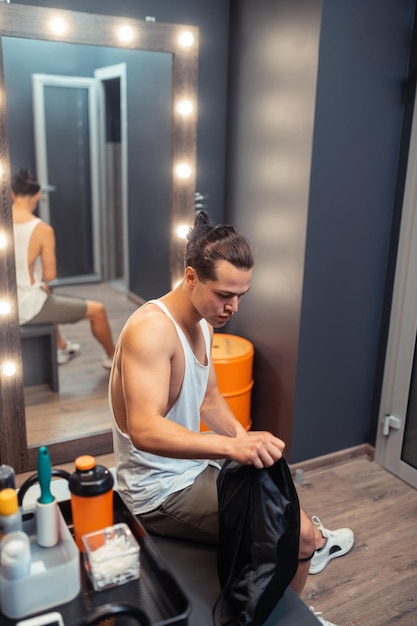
left=20, top=323, right=59, bottom=392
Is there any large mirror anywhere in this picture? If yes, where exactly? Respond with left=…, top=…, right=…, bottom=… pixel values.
left=0, top=4, right=198, bottom=472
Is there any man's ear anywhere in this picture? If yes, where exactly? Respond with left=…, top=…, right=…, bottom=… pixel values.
left=185, top=266, right=198, bottom=287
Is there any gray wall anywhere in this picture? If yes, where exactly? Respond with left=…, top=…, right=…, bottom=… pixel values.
left=226, top=0, right=416, bottom=462
left=225, top=0, right=323, bottom=452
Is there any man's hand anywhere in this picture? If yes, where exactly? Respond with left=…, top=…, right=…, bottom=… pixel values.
left=228, top=431, right=285, bottom=469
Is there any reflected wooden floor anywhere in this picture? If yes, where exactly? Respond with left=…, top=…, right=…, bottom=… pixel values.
left=24, top=282, right=141, bottom=447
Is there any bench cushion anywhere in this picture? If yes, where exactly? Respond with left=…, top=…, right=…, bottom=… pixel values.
left=152, top=535, right=319, bottom=625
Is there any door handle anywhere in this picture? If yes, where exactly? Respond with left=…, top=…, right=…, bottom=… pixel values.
left=382, top=414, right=401, bottom=436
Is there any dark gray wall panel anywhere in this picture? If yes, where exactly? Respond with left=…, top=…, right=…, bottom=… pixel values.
left=291, top=0, right=415, bottom=462
left=226, top=0, right=323, bottom=451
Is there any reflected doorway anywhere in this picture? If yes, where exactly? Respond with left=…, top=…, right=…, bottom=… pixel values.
left=32, top=65, right=128, bottom=288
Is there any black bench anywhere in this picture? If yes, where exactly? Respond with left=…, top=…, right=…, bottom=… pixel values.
left=20, top=323, right=59, bottom=392
left=153, top=536, right=320, bottom=625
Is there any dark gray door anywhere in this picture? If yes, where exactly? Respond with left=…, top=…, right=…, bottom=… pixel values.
left=32, top=74, right=101, bottom=284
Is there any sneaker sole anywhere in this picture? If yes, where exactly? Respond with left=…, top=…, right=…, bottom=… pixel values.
left=309, top=537, right=354, bottom=574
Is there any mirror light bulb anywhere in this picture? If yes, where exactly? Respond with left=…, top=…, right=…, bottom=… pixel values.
left=178, top=100, right=193, bottom=116
left=50, top=17, right=66, bottom=35
left=0, top=301, right=11, bottom=315
left=1, top=361, right=16, bottom=377
left=176, top=164, right=192, bottom=179
left=179, top=31, right=194, bottom=48
left=177, top=224, right=190, bottom=239
left=119, top=25, right=134, bottom=42
left=0, top=232, right=7, bottom=249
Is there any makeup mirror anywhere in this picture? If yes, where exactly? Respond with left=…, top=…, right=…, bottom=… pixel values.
left=0, top=4, right=198, bottom=472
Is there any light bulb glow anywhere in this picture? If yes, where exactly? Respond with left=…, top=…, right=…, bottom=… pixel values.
left=50, top=17, right=66, bottom=35
left=177, top=224, right=190, bottom=239
left=0, top=232, right=7, bottom=249
left=119, top=25, right=134, bottom=42
left=0, top=301, right=11, bottom=315
left=177, top=100, right=193, bottom=116
left=179, top=31, right=194, bottom=48
left=2, top=361, right=16, bottom=377
left=176, top=164, right=192, bottom=179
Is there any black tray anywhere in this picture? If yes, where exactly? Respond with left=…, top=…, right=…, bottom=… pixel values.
left=1, top=492, right=190, bottom=626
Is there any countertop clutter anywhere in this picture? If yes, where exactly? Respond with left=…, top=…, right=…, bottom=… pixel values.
left=0, top=493, right=190, bottom=626
left=0, top=452, right=189, bottom=626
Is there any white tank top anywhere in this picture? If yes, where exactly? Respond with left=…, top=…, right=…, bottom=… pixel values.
left=111, top=299, right=218, bottom=515
left=13, top=219, right=48, bottom=324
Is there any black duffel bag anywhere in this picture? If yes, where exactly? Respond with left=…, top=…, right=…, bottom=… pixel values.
left=216, top=457, right=300, bottom=626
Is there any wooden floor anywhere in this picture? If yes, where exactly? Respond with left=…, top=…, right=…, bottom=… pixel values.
left=23, top=281, right=140, bottom=447
left=15, top=453, right=417, bottom=626
left=297, top=456, right=417, bottom=626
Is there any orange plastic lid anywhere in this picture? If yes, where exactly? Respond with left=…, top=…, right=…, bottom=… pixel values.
left=0, top=487, right=18, bottom=515
left=75, top=455, right=96, bottom=471
left=212, top=334, right=253, bottom=361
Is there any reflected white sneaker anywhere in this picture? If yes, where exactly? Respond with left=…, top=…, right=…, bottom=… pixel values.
left=310, top=607, right=338, bottom=626
left=57, top=340, right=81, bottom=365
left=102, top=355, right=113, bottom=370
left=309, top=515, right=354, bottom=574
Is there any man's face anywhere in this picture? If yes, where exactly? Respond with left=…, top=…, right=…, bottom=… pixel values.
left=189, top=260, right=252, bottom=327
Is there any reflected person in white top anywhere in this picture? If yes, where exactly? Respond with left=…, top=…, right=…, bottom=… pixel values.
left=12, top=168, right=115, bottom=369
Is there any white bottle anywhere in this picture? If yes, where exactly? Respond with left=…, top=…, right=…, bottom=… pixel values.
left=0, top=488, right=23, bottom=539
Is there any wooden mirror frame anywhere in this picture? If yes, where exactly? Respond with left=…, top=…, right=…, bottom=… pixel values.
left=0, top=4, right=198, bottom=472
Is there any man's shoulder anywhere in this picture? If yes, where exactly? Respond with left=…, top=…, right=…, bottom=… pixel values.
left=120, top=302, right=179, bottom=356
left=124, top=301, right=176, bottom=335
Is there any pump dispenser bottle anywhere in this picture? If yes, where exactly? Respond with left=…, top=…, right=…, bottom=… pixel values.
left=69, top=455, right=114, bottom=551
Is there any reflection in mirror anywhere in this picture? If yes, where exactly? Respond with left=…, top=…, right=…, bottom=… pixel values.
left=0, top=4, right=198, bottom=472
left=4, top=36, right=173, bottom=289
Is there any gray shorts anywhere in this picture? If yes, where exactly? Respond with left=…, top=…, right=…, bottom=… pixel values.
left=139, top=465, right=220, bottom=545
left=24, top=294, right=87, bottom=325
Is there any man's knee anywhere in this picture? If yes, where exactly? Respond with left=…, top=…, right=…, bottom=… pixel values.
left=86, top=299, right=106, bottom=320
left=298, top=511, right=316, bottom=561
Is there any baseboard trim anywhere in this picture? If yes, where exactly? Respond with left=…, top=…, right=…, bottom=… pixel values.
left=289, top=443, right=375, bottom=474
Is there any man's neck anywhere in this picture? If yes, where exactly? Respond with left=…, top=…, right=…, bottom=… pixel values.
left=162, top=282, right=202, bottom=332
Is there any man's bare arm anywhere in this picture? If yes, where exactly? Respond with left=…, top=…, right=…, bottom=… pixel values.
left=118, top=314, right=285, bottom=468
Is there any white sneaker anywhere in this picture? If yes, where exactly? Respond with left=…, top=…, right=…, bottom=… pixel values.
left=102, top=355, right=113, bottom=370
left=57, top=340, right=81, bottom=365
left=310, top=607, right=338, bottom=626
left=309, top=515, right=354, bottom=574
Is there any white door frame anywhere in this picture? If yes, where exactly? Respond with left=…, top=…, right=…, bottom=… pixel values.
left=94, top=63, right=129, bottom=291
left=375, top=89, right=417, bottom=488
left=32, top=73, right=101, bottom=282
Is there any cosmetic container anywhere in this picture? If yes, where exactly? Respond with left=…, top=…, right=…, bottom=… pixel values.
left=0, top=488, right=22, bottom=539
left=82, top=522, right=140, bottom=591
left=0, top=464, right=15, bottom=491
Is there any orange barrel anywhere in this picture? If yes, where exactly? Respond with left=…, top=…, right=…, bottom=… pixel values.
left=201, top=333, right=254, bottom=431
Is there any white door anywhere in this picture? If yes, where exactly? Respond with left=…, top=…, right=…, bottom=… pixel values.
left=375, top=90, right=417, bottom=489
left=32, top=73, right=101, bottom=284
